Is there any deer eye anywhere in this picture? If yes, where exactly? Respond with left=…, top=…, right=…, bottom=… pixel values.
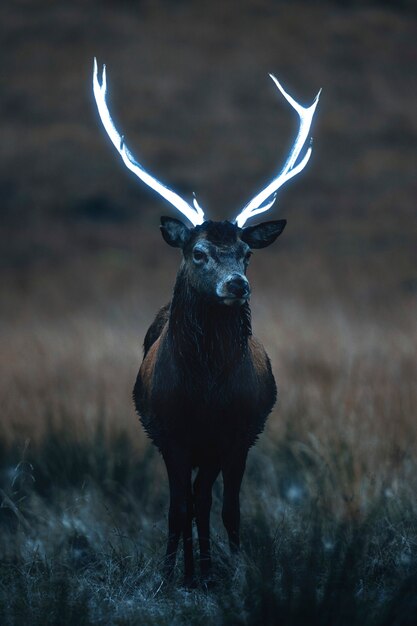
left=244, top=251, right=252, bottom=264
left=193, top=248, right=207, bottom=263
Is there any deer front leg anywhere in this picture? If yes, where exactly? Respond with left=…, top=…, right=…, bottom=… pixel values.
left=183, top=481, right=196, bottom=587
left=162, top=449, right=193, bottom=584
left=222, top=448, right=248, bottom=552
left=194, top=464, right=220, bottom=582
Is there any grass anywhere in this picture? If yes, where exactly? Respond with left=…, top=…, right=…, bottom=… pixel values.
left=0, top=260, right=416, bottom=624
left=0, top=192, right=415, bottom=625
left=1, top=421, right=417, bottom=625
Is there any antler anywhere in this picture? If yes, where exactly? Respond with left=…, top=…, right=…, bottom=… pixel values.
left=234, top=76, right=321, bottom=228
left=93, top=58, right=205, bottom=227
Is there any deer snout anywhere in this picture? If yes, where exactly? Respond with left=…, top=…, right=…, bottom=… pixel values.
left=227, top=275, right=250, bottom=298
left=217, top=273, right=250, bottom=304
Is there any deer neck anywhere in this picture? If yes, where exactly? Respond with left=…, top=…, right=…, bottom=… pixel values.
left=168, top=269, right=252, bottom=376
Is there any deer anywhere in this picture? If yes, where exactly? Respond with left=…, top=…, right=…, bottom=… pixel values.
left=93, top=59, right=320, bottom=587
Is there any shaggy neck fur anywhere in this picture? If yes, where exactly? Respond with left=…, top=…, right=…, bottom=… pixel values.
left=168, top=266, right=252, bottom=381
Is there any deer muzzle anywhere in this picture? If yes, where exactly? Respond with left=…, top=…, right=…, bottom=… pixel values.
left=216, top=273, right=250, bottom=306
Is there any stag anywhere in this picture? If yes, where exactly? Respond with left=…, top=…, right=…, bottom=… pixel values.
left=93, top=60, right=320, bottom=586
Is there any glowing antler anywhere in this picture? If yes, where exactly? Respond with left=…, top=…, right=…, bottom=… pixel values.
left=93, top=59, right=205, bottom=227
left=234, top=76, right=321, bottom=228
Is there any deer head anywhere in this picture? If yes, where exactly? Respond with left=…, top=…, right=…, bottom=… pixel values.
left=159, top=217, right=286, bottom=306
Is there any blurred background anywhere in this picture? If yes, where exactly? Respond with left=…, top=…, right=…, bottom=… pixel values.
left=0, top=1, right=416, bottom=622
left=1, top=0, right=415, bottom=436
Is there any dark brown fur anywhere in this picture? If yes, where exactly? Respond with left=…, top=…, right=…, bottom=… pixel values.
left=133, top=219, right=283, bottom=585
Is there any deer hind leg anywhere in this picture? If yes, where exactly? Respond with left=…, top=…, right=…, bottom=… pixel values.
left=194, top=464, right=220, bottom=582
left=162, top=449, right=193, bottom=583
left=222, top=448, right=248, bottom=553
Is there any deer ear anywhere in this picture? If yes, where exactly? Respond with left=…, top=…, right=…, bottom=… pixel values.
left=160, top=216, right=191, bottom=248
left=241, top=220, right=286, bottom=249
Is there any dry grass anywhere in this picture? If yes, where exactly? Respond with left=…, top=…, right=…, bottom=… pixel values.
left=0, top=236, right=416, bottom=624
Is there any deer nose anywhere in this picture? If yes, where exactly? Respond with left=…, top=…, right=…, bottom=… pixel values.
left=225, top=274, right=250, bottom=299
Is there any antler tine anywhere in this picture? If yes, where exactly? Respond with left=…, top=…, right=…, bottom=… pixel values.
left=93, top=58, right=205, bottom=227
left=234, top=76, right=321, bottom=228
